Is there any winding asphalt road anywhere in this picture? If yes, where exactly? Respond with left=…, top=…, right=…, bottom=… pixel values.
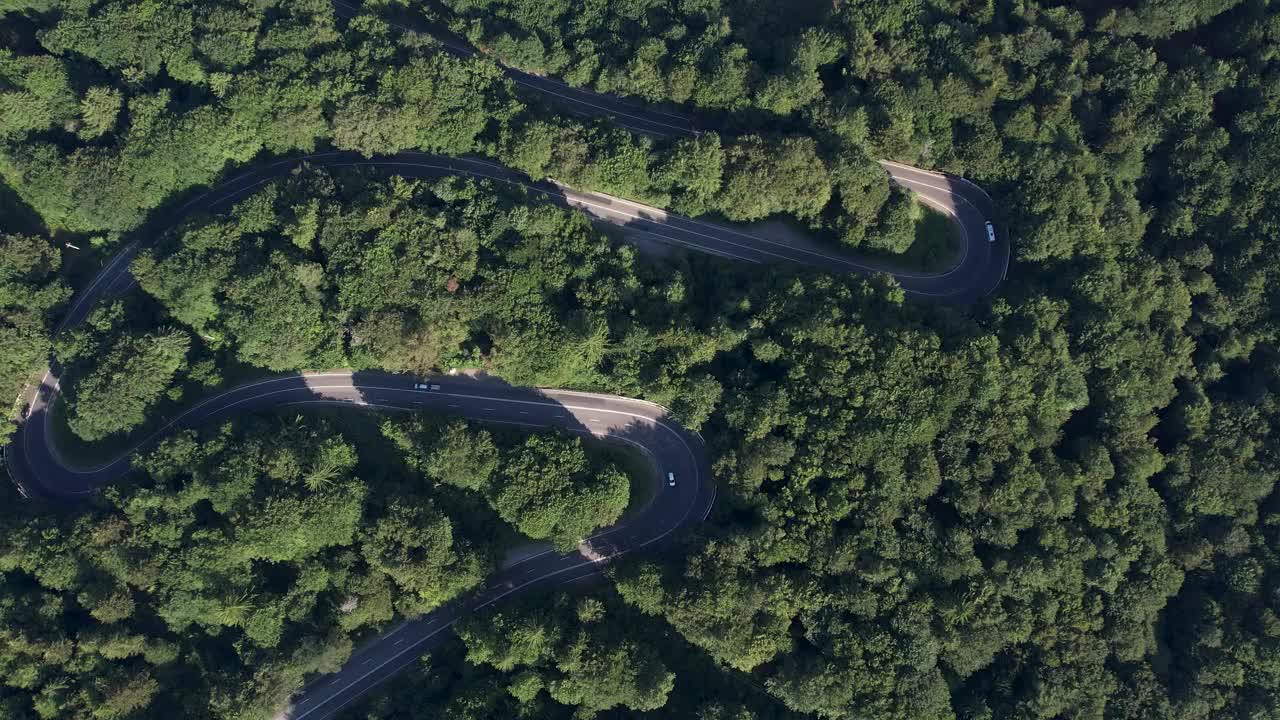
left=326, top=1, right=1007, bottom=300
left=12, top=368, right=713, bottom=718
left=4, top=4, right=1009, bottom=719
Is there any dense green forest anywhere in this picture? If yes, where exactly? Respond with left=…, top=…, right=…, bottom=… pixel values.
left=347, top=582, right=804, bottom=720
left=0, top=231, right=67, bottom=434
left=1, top=0, right=1280, bottom=719
left=0, top=0, right=918, bottom=248
left=0, top=0, right=937, bottom=435
left=0, top=412, right=634, bottom=717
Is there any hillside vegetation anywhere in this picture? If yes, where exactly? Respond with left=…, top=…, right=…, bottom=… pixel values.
left=0, top=1, right=1279, bottom=719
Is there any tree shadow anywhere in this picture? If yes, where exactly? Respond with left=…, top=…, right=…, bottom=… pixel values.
left=274, top=370, right=712, bottom=718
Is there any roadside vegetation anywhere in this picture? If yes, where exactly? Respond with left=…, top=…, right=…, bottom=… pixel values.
left=0, top=232, right=68, bottom=441
left=0, top=1, right=1279, bottom=720
left=855, top=199, right=961, bottom=272
left=0, top=1, right=915, bottom=249
left=0, top=0, right=931, bottom=432
left=0, top=412, right=632, bottom=718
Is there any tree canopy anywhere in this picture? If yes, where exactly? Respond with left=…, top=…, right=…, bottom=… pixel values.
left=1, top=0, right=1280, bottom=719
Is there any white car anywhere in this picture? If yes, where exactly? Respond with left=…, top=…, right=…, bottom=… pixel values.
left=667, top=472, right=676, bottom=487
left=985, top=221, right=997, bottom=243
left=414, top=383, right=442, bottom=391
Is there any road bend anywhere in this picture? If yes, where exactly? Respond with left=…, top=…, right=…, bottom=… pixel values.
left=4, top=4, right=1010, bottom=718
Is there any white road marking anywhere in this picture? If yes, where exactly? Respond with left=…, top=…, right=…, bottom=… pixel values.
left=12, top=27, right=996, bottom=709
left=328, top=160, right=804, bottom=267
left=629, top=228, right=762, bottom=262
left=41, top=367, right=706, bottom=720
left=510, top=76, right=695, bottom=134
left=877, top=159, right=948, bottom=179
left=308, top=156, right=980, bottom=298
left=332, top=0, right=696, bottom=132
left=574, top=179, right=971, bottom=279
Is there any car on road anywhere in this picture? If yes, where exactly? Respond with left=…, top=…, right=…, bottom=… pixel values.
left=414, top=382, right=442, bottom=391
left=667, top=472, right=676, bottom=487
left=985, top=221, right=997, bottom=243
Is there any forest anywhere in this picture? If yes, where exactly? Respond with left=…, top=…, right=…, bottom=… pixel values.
left=1, top=0, right=1279, bottom=719
left=0, top=410, right=635, bottom=717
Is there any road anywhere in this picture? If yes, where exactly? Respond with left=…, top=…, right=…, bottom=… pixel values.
left=326, top=0, right=1008, bottom=300
left=4, top=4, right=1009, bottom=719
left=11, top=369, right=712, bottom=718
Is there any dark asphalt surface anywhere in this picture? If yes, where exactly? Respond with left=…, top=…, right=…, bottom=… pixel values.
left=4, top=3, right=1008, bottom=718
left=326, top=0, right=1008, bottom=300
left=11, top=370, right=712, bottom=719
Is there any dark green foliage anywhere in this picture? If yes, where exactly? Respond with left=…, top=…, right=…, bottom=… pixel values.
left=0, top=50, right=78, bottom=139
left=360, top=501, right=489, bottom=613
left=717, top=135, right=831, bottom=223
left=134, top=168, right=639, bottom=383
left=331, top=54, right=510, bottom=157
left=828, top=151, right=892, bottom=248
left=457, top=591, right=675, bottom=715
left=351, top=583, right=798, bottom=720
left=382, top=417, right=630, bottom=550
left=423, top=420, right=502, bottom=492
left=64, top=328, right=190, bottom=442
left=0, top=3, right=343, bottom=232
left=0, top=0, right=915, bottom=251
left=0, top=414, right=511, bottom=717
left=2, top=1, right=1280, bottom=719
left=399, top=2, right=1280, bottom=714
left=657, top=132, right=726, bottom=216
left=0, top=233, right=67, bottom=438
left=490, top=433, right=629, bottom=550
